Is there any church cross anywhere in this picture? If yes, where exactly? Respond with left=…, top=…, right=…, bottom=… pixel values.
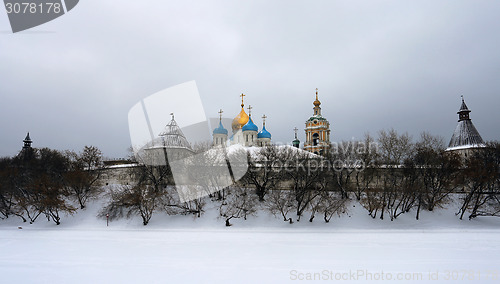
left=240, top=93, right=246, bottom=106
left=247, top=105, right=253, bottom=116
left=294, top=127, right=298, bottom=139
left=262, top=114, right=267, bottom=126
left=218, top=109, right=223, bottom=121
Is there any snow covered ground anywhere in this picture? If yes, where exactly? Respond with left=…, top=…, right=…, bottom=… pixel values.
left=1, top=199, right=500, bottom=283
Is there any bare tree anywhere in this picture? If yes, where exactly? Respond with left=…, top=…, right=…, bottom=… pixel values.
left=319, top=191, right=349, bottom=223
left=284, top=148, right=326, bottom=221
left=360, top=187, right=384, bottom=219
left=329, top=140, right=359, bottom=199
left=101, top=184, right=161, bottom=225
left=13, top=148, right=77, bottom=225
left=354, top=133, right=380, bottom=201
left=219, top=186, right=257, bottom=226
left=242, top=145, right=285, bottom=202
left=458, top=143, right=500, bottom=219
left=65, top=146, right=103, bottom=209
left=378, top=129, right=413, bottom=165
left=307, top=180, right=349, bottom=223
left=265, top=189, right=295, bottom=223
left=414, top=143, right=461, bottom=213
left=0, top=157, right=17, bottom=219
left=100, top=146, right=173, bottom=225
left=376, top=129, right=414, bottom=220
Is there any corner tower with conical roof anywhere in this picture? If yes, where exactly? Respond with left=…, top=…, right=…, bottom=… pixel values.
left=142, top=113, right=194, bottom=164
left=20, top=132, right=35, bottom=160
left=304, top=89, right=331, bottom=155
left=23, top=132, right=32, bottom=149
left=446, top=96, right=486, bottom=156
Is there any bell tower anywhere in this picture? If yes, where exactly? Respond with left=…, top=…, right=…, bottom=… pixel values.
left=304, top=89, right=331, bottom=156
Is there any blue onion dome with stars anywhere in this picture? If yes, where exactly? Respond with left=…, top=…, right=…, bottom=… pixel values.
left=213, top=120, right=228, bottom=135
left=242, top=116, right=258, bottom=132
left=258, top=125, right=271, bottom=139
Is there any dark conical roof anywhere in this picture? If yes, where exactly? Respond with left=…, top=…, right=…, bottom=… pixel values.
left=459, top=98, right=469, bottom=112
left=24, top=132, right=31, bottom=142
left=447, top=98, right=485, bottom=151
left=447, top=120, right=485, bottom=150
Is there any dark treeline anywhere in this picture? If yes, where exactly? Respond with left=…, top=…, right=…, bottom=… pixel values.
left=1, top=130, right=499, bottom=226
left=0, top=146, right=103, bottom=225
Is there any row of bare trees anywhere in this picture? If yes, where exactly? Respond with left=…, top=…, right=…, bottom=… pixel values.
left=239, top=146, right=349, bottom=225
left=99, top=163, right=208, bottom=226
left=238, top=130, right=499, bottom=223
left=99, top=130, right=500, bottom=226
left=3, top=130, right=498, bottom=226
left=98, top=145, right=350, bottom=226
left=326, top=130, right=500, bottom=221
left=0, top=146, right=103, bottom=225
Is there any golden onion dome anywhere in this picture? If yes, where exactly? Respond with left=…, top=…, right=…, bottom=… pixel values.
left=313, top=89, right=321, bottom=107
left=232, top=107, right=249, bottom=131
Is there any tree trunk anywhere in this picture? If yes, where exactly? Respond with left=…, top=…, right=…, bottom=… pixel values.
left=323, top=212, right=331, bottom=223
left=416, top=197, right=422, bottom=220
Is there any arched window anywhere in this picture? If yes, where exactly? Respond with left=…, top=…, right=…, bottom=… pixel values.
left=313, top=133, right=319, bottom=146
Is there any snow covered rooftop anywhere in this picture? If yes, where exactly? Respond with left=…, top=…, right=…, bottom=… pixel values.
left=226, top=144, right=320, bottom=159
left=447, top=120, right=485, bottom=150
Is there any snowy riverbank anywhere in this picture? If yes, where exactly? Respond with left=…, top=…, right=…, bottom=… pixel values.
left=1, top=198, right=500, bottom=283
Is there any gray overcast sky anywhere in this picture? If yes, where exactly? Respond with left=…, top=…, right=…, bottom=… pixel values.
left=1, top=0, right=499, bottom=158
